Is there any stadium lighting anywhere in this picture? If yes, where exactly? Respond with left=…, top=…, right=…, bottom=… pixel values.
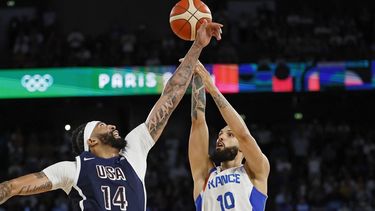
left=294, top=112, right=303, bottom=120
left=65, top=124, right=71, bottom=131
left=7, top=0, right=15, bottom=7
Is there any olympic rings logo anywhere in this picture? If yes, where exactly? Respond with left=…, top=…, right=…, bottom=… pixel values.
left=21, top=74, right=54, bottom=92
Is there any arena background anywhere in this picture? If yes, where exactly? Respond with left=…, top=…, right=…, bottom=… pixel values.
left=0, top=0, right=375, bottom=210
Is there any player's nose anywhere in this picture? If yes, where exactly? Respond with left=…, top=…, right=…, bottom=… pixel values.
left=218, top=136, right=224, bottom=142
left=108, top=125, right=116, bottom=130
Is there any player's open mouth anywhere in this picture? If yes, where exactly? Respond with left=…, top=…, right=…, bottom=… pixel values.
left=113, top=130, right=120, bottom=138
left=216, top=142, right=225, bottom=150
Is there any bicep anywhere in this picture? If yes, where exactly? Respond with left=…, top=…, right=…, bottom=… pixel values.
left=244, top=154, right=270, bottom=196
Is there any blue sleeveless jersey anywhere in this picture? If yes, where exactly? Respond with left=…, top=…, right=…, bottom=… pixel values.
left=68, top=151, right=146, bottom=211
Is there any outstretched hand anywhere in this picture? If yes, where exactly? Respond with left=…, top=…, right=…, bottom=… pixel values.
left=194, top=20, right=223, bottom=48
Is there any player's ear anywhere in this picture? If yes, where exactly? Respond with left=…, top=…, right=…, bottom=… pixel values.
left=88, top=138, right=99, bottom=147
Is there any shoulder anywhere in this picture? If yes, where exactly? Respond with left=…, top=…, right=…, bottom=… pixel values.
left=43, top=161, right=78, bottom=180
left=42, top=160, right=77, bottom=194
left=44, top=160, right=77, bottom=172
left=125, top=123, right=153, bottom=142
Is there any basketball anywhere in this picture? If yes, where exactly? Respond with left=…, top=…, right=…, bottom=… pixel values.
left=169, top=0, right=212, bottom=41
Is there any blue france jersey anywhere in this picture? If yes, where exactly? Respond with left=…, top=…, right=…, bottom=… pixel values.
left=43, top=123, right=154, bottom=211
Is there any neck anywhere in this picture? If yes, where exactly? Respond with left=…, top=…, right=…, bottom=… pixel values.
left=220, top=154, right=243, bottom=170
left=91, top=146, right=120, bottom=159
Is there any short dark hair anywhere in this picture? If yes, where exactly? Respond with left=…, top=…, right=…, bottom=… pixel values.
left=71, top=123, right=86, bottom=156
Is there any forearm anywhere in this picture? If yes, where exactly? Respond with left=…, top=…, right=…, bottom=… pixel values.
left=209, top=87, right=249, bottom=135
left=0, top=172, right=52, bottom=204
left=191, top=73, right=206, bottom=121
left=163, top=43, right=202, bottom=97
left=189, top=73, right=211, bottom=180
left=210, top=89, right=268, bottom=173
left=209, top=87, right=263, bottom=154
left=146, top=42, right=203, bottom=140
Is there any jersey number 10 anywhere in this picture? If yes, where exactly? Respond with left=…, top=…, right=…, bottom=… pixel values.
left=217, top=191, right=235, bottom=211
left=101, top=186, right=128, bottom=210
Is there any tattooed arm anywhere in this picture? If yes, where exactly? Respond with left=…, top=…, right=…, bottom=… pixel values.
left=0, top=172, right=52, bottom=204
left=145, top=20, right=223, bottom=141
left=194, top=64, right=270, bottom=195
left=188, top=72, right=214, bottom=199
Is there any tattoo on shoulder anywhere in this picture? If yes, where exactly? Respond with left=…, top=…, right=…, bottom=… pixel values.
left=0, top=181, right=12, bottom=203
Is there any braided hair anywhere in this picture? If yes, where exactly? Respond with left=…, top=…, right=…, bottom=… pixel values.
left=71, top=124, right=86, bottom=156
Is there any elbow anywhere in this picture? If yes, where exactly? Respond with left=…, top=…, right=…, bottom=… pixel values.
left=261, top=154, right=270, bottom=177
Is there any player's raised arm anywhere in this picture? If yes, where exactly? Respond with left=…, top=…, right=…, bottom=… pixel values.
left=145, top=20, right=223, bottom=142
left=188, top=71, right=213, bottom=199
left=0, top=172, right=52, bottom=205
left=194, top=66, right=270, bottom=195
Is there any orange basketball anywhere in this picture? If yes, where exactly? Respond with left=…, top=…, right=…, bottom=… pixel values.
left=169, top=0, right=212, bottom=41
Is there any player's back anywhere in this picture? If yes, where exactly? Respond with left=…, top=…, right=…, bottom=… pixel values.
left=195, top=165, right=267, bottom=211
left=68, top=151, right=145, bottom=211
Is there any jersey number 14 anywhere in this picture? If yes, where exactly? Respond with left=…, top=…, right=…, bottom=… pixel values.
left=101, top=186, right=128, bottom=210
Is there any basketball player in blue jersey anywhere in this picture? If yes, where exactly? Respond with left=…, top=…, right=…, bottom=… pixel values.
left=189, top=62, right=270, bottom=211
left=0, top=20, right=223, bottom=211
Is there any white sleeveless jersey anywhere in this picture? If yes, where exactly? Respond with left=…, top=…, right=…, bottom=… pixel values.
left=195, top=165, right=267, bottom=211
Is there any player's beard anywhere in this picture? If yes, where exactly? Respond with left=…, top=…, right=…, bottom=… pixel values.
left=99, top=132, right=127, bottom=150
left=210, top=146, right=239, bottom=163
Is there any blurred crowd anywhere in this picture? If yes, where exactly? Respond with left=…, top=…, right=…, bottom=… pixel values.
left=0, top=119, right=374, bottom=211
left=2, top=1, right=375, bottom=68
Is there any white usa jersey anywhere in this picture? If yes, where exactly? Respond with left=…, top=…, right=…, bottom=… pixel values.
left=195, top=165, right=267, bottom=211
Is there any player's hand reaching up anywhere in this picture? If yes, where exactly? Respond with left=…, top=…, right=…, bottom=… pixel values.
left=194, top=20, right=223, bottom=48
left=178, top=58, right=216, bottom=92
left=194, top=61, right=217, bottom=93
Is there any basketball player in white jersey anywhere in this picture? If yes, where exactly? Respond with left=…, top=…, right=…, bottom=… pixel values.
left=0, top=21, right=223, bottom=210
left=189, top=62, right=270, bottom=211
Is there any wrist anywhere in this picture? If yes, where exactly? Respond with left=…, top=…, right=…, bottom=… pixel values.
left=192, top=41, right=204, bottom=50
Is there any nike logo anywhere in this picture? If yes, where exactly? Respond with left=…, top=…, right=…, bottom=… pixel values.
left=83, top=157, right=95, bottom=161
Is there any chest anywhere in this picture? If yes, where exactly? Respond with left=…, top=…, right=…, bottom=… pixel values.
left=76, top=158, right=145, bottom=210
left=205, top=169, right=252, bottom=192
left=79, top=158, right=141, bottom=188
